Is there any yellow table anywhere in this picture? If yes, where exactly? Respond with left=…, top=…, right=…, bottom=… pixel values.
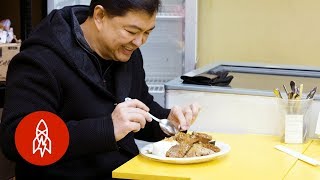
left=284, top=139, right=320, bottom=180
left=112, top=133, right=312, bottom=180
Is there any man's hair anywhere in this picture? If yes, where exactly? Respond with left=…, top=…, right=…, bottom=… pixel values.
left=89, top=0, right=161, bottom=17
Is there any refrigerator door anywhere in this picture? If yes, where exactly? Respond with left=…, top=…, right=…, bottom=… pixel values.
left=142, top=0, right=197, bottom=106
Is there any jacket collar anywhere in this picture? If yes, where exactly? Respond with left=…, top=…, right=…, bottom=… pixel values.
left=69, top=6, right=133, bottom=103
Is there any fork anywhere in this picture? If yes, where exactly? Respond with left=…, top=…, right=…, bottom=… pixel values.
left=124, top=97, right=179, bottom=135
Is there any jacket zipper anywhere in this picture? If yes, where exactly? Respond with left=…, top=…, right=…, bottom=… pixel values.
left=75, top=37, right=118, bottom=102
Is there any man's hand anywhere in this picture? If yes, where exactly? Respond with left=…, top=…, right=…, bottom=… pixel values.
left=112, top=99, right=152, bottom=141
left=167, top=103, right=201, bottom=131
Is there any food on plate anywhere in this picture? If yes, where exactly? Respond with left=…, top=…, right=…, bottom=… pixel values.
left=192, top=132, right=212, bottom=143
left=201, top=142, right=221, bottom=152
left=184, top=143, right=214, bottom=157
left=166, top=143, right=192, bottom=158
left=152, top=132, right=220, bottom=158
left=152, top=138, right=179, bottom=157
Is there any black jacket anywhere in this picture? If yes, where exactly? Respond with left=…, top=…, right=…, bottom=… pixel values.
left=0, top=5, right=169, bottom=179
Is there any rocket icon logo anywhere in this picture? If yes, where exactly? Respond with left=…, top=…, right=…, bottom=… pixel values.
left=15, top=111, right=69, bottom=166
left=33, top=119, right=52, bottom=158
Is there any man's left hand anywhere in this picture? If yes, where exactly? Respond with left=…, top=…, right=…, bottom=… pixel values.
left=167, top=103, right=201, bottom=131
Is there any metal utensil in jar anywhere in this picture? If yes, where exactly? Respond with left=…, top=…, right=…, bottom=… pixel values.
left=283, top=84, right=289, bottom=98
left=306, top=87, right=317, bottom=99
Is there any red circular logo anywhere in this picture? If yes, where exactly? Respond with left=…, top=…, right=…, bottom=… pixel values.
left=15, top=111, right=69, bottom=166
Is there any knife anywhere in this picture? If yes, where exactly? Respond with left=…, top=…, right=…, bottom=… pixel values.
left=275, top=145, right=320, bottom=166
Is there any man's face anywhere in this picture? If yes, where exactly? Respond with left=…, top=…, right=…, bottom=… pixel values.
left=97, top=11, right=156, bottom=62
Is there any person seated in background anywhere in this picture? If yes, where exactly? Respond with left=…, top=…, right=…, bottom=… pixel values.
left=0, top=0, right=200, bottom=179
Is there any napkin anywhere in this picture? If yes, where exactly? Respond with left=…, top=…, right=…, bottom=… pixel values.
left=181, top=71, right=233, bottom=86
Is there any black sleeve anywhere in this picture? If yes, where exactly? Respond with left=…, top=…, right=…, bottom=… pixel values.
left=0, top=54, right=118, bottom=162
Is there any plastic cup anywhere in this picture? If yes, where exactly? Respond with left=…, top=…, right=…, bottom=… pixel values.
left=278, top=98, right=313, bottom=143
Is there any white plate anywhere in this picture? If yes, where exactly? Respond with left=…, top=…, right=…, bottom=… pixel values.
left=139, top=141, right=231, bottom=164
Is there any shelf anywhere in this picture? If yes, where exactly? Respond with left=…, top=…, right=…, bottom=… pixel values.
left=156, top=15, right=184, bottom=19
left=146, top=76, right=174, bottom=93
left=156, top=11, right=184, bottom=19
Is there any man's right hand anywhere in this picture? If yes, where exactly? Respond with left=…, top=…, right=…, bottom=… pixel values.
left=112, top=99, right=152, bottom=141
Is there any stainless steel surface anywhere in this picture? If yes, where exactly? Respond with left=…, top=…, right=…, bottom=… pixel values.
left=227, top=72, right=319, bottom=95
left=165, top=63, right=320, bottom=100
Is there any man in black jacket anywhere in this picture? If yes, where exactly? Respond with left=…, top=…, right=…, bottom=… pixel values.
left=0, top=0, right=200, bottom=179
